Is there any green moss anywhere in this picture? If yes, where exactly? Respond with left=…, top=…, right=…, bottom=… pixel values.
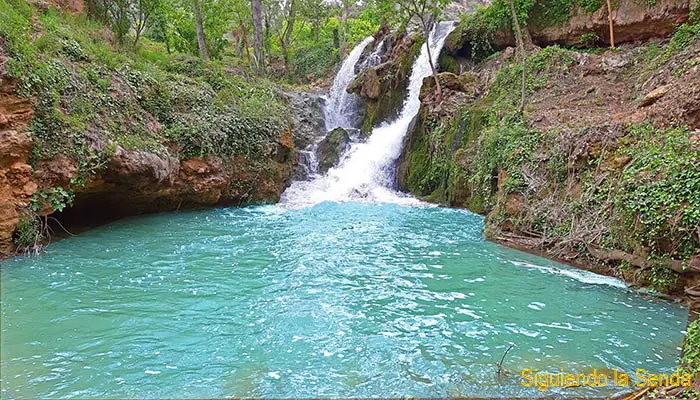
left=682, top=319, right=700, bottom=378
left=437, top=52, right=460, bottom=75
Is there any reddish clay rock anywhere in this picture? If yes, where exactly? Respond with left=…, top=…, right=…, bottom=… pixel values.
left=33, top=154, right=78, bottom=187
left=180, top=157, right=229, bottom=204
left=0, top=77, right=34, bottom=255
left=532, top=0, right=690, bottom=46
left=0, top=132, right=34, bottom=255
left=0, top=81, right=32, bottom=133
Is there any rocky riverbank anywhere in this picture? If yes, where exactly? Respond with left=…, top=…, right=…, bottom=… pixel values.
left=387, top=2, right=700, bottom=312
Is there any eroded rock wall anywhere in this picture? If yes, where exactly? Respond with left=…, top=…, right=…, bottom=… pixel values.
left=0, top=80, right=35, bottom=255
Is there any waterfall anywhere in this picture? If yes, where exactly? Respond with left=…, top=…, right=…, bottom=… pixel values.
left=324, top=36, right=375, bottom=131
left=358, top=37, right=386, bottom=71
left=282, top=22, right=456, bottom=208
left=295, top=36, right=373, bottom=179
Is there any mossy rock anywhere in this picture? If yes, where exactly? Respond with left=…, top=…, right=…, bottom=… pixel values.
left=420, top=72, right=476, bottom=98
left=356, top=33, right=425, bottom=135
left=438, top=52, right=460, bottom=75
left=317, top=128, right=351, bottom=174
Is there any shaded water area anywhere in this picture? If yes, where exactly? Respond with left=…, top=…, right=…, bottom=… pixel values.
left=0, top=202, right=688, bottom=398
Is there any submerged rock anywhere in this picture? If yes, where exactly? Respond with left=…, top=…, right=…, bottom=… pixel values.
left=316, top=128, right=351, bottom=174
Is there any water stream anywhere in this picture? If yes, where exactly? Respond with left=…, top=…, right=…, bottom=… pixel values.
left=324, top=36, right=375, bottom=132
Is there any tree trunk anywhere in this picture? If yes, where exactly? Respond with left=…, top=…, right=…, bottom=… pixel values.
left=193, top=0, right=208, bottom=60
left=424, top=26, right=442, bottom=103
left=284, top=0, right=296, bottom=67
left=252, top=0, right=265, bottom=75
left=508, top=0, right=526, bottom=115
left=606, top=0, right=615, bottom=48
left=237, top=16, right=253, bottom=68
left=340, top=0, right=350, bottom=57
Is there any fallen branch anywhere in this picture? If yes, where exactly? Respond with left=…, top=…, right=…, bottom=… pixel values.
left=496, top=343, right=514, bottom=376
left=587, top=245, right=700, bottom=274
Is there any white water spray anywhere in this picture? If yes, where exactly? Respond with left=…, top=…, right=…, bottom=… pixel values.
left=282, top=22, right=456, bottom=208
left=324, top=36, right=375, bottom=131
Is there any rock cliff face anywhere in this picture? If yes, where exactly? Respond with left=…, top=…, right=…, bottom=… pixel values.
left=443, top=0, right=692, bottom=61
left=0, top=80, right=35, bottom=255
left=532, top=0, right=691, bottom=46
left=348, top=31, right=425, bottom=133
left=47, top=137, right=294, bottom=231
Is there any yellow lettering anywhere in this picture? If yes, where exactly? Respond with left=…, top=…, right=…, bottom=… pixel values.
left=635, top=369, right=648, bottom=387
left=565, top=374, right=575, bottom=387
left=536, top=373, right=549, bottom=392
left=598, top=371, right=608, bottom=387
left=521, top=369, right=533, bottom=387
left=681, top=373, right=691, bottom=387
left=669, top=372, right=680, bottom=386
left=615, top=371, right=629, bottom=387
left=648, top=374, right=658, bottom=387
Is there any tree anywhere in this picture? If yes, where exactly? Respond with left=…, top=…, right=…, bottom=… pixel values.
left=508, top=0, right=526, bottom=115
left=276, top=0, right=298, bottom=69
left=133, top=0, right=162, bottom=46
left=397, top=0, right=449, bottom=102
left=298, top=0, right=331, bottom=40
left=106, top=0, right=132, bottom=45
left=193, top=0, right=209, bottom=59
left=338, top=0, right=353, bottom=56
left=605, top=0, right=615, bottom=48
left=252, top=0, right=265, bottom=75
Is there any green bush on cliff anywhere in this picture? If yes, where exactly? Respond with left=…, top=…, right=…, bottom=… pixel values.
left=683, top=319, right=700, bottom=378
left=613, top=124, right=700, bottom=261
left=488, top=46, right=574, bottom=114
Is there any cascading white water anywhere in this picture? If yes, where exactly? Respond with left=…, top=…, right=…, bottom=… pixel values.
left=296, top=37, right=373, bottom=179
left=324, top=36, right=375, bottom=131
left=358, top=37, right=386, bottom=70
left=282, top=22, right=456, bottom=208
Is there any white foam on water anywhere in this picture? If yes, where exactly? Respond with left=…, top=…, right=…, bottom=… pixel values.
left=510, top=260, right=628, bottom=289
left=281, top=22, right=456, bottom=209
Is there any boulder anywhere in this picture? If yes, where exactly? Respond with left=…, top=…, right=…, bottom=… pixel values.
left=316, top=128, right=351, bottom=174
left=282, top=90, right=326, bottom=149
left=639, top=85, right=670, bottom=107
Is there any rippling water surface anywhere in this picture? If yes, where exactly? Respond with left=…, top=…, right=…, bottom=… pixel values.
left=0, top=202, right=688, bottom=398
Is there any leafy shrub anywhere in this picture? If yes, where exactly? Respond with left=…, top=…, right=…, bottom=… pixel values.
left=683, top=319, right=700, bottom=377
left=291, top=40, right=338, bottom=80
left=614, top=124, right=700, bottom=260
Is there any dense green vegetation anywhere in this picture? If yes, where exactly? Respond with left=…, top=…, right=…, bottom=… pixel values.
left=0, top=0, right=287, bottom=160
left=683, top=319, right=700, bottom=378
left=0, top=0, right=298, bottom=247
